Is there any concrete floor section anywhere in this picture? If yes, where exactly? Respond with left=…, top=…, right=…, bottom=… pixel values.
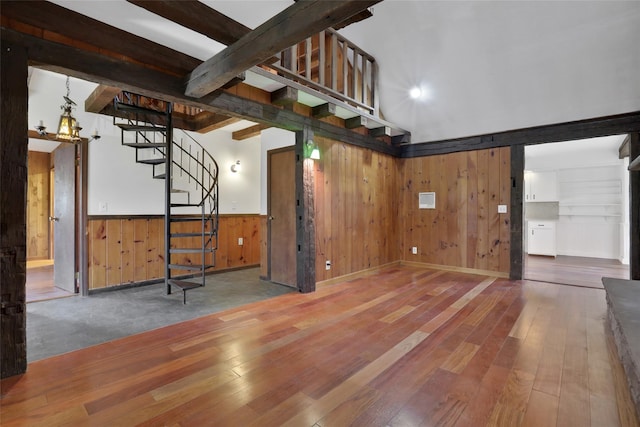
left=27, top=268, right=295, bottom=362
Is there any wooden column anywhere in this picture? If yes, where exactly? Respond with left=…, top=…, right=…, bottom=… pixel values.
left=630, top=133, right=640, bottom=280
left=295, top=127, right=316, bottom=293
left=510, top=145, right=524, bottom=280
left=1, top=42, right=28, bottom=378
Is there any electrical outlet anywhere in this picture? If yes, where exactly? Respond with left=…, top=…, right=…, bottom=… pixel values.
left=411, top=247, right=418, bottom=255
left=325, top=260, right=331, bottom=270
left=498, top=204, right=507, bottom=214
left=238, top=237, right=243, bottom=246
left=99, top=201, right=108, bottom=213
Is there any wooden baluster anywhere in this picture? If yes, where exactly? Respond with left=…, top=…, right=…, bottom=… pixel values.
left=361, top=54, right=367, bottom=106
left=342, top=42, right=349, bottom=97
left=331, top=33, right=338, bottom=91
left=305, top=38, right=312, bottom=80
left=319, top=30, right=325, bottom=87
left=352, top=50, right=359, bottom=102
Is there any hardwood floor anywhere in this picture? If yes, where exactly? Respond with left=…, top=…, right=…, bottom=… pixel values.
left=26, top=261, right=73, bottom=303
left=2, top=266, right=637, bottom=426
left=524, top=255, right=630, bottom=289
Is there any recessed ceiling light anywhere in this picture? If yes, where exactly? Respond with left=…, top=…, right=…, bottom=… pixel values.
left=409, top=87, right=422, bottom=99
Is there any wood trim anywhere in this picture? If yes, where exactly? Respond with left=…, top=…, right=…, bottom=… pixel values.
left=0, top=42, right=28, bottom=378
left=401, top=112, right=640, bottom=157
left=400, top=261, right=510, bottom=279
left=87, top=213, right=262, bottom=220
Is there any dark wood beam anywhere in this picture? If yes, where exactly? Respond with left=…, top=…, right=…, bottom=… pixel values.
left=271, top=86, right=298, bottom=107
left=126, top=0, right=250, bottom=46
left=510, top=145, right=524, bottom=280
left=1, top=1, right=200, bottom=76
left=345, top=116, right=367, bottom=129
left=401, top=112, right=640, bottom=157
left=369, top=126, right=391, bottom=138
left=185, top=0, right=381, bottom=98
left=1, top=41, right=28, bottom=378
left=232, top=124, right=270, bottom=141
left=312, top=103, right=336, bottom=119
left=333, top=9, right=374, bottom=30
left=295, top=126, right=316, bottom=293
left=3, top=27, right=398, bottom=156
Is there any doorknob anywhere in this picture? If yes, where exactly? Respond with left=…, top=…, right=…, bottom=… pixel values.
left=49, top=216, right=59, bottom=222
left=268, top=216, right=275, bottom=221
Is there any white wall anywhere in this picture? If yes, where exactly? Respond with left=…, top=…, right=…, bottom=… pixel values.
left=259, top=128, right=296, bottom=215
left=88, top=125, right=262, bottom=215
left=342, top=1, right=640, bottom=143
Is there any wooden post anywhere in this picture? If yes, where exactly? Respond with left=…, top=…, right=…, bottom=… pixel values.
left=630, top=133, right=640, bottom=280
left=510, top=145, right=524, bottom=280
left=295, top=127, right=316, bottom=293
left=1, top=42, right=28, bottom=378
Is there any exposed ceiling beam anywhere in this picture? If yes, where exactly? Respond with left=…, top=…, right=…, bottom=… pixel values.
left=293, top=0, right=375, bottom=30
left=232, top=124, right=270, bottom=141
left=185, top=0, right=382, bottom=98
left=3, top=27, right=398, bottom=156
left=126, top=0, right=251, bottom=46
left=84, top=85, right=122, bottom=113
left=1, top=0, right=200, bottom=76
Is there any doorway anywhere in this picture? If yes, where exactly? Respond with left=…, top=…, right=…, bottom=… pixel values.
left=267, top=147, right=297, bottom=288
left=523, top=135, right=630, bottom=288
left=26, top=142, right=77, bottom=302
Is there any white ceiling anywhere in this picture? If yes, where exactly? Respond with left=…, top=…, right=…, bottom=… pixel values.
left=31, top=1, right=640, bottom=145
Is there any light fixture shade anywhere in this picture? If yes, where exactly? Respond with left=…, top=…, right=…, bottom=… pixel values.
left=57, top=106, right=80, bottom=141
left=310, top=147, right=320, bottom=160
left=230, top=160, right=241, bottom=173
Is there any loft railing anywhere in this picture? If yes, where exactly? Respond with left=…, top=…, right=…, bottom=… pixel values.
left=267, top=27, right=379, bottom=116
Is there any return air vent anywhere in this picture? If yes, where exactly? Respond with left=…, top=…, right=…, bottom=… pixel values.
left=419, top=192, right=436, bottom=209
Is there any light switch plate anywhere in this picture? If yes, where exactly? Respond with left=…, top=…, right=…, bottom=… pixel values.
left=498, top=205, right=507, bottom=213
left=238, top=237, right=243, bottom=246
left=411, top=247, right=418, bottom=254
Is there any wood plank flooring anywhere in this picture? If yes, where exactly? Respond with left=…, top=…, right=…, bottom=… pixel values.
left=524, top=255, right=629, bottom=289
left=25, top=262, right=73, bottom=303
left=2, top=266, right=637, bottom=426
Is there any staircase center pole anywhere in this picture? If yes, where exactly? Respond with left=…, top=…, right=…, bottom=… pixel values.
left=164, top=102, right=174, bottom=295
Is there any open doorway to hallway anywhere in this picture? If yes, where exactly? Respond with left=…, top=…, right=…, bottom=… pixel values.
left=523, top=135, right=630, bottom=288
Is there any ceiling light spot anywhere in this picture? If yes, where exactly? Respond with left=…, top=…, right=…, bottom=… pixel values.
left=409, top=87, right=422, bottom=99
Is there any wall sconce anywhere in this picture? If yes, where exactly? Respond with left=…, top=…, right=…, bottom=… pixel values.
left=306, top=139, right=320, bottom=160
left=230, top=160, right=241, bottom=173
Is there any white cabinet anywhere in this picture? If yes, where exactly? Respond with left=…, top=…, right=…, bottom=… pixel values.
left=525, top=171, right=558, bottom=202
left=528, top=221, right=556, bottom=256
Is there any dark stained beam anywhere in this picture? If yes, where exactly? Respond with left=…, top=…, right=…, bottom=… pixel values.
left=232, top=124, right=270, bottom=141
left=510, top=145, right=524, bottom=280
left=1, top=0, right=200, bottom=76
left=293, top=0, right=374, bottom=30
left=1, top=42, right=28, bottom=378
left=312, top=103, right=336, bottom=119
left=126, top=0, right=250, bottom=46
left=630, top=133, right=640, bottom=280
left=3, top=27, right=397, bottom=156
left=295, top=126, right=316, bottom=293
left=345, top=116, right=367, bottom=129
left=369, top=126, right=391, bottom=138
left=271, top=86, right=298, bottom=107
left=620, top=134, right=630, bottom=159
left=185, top=0, right=382, bottom=98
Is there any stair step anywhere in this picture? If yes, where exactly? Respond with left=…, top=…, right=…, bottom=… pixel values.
left=138, top=158, right=165, bottom=165
left=123, top=143, right=166, bottom=148
left=168, top=264, right=215, bottom=271
left=168, top=279, right=202, bottom=291
left=154, top=174, right=166, bottom=179
left=170, top=203, right=201, bottom=207
left=170, top=248, right=216, bottom=254
left=115, top=102, right=166, bottom=116
left=117, top=124, right=167, bottom=132
left=171, top=232, right=215, bottom=238
left=171, top=189, right=189, bottom=193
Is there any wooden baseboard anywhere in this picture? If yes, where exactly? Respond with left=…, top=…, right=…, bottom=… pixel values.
left=315, top=261, right=402, bottom=288
left=400, top=260, right=509, bottom=278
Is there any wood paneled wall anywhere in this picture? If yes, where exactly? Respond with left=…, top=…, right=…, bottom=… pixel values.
left=87, top=215, right=261, bottom=290
left=399, top=147, right=511, bottom=274
left=27, top=151, right=50, bottom=260
left=313, top=136, right=399, bottom=282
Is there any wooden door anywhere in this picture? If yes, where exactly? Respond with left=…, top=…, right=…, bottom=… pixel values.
left=53, top=144, right=76, bottom=293
left=268, top=148, right=297, bottom=288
